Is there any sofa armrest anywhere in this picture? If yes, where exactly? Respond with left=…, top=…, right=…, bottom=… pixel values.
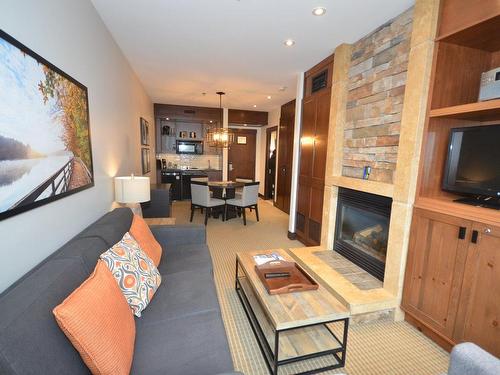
left=150, top=224, right=206, bottom=247
left=447, top=343, right=500, bottom=375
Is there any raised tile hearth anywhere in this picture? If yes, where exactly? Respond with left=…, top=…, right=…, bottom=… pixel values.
left=288, top=246, right=397, bottom=318
left=314, top=251, right=382, bottom=290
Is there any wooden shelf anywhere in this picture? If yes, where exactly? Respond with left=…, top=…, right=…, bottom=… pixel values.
left=429, top=99, right=500, bottom=121
left=437, top=14, right=500, bottom=52
left=415, top=197, right=500, bottom=227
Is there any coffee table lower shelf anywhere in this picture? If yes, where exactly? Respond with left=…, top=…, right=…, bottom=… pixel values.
left=235, top=270, right=349, bottom=374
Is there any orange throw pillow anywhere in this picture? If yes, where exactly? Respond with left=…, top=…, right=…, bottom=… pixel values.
left=53, top=260, right=135, bottom=375
left=130, top=214, right=162, bottom=266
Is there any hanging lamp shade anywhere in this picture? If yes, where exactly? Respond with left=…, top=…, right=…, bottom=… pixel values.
left=206, top=92, right=234, bottom=148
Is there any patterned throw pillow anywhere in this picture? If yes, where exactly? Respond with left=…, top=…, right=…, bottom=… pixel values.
left=100, top=232, right=161, bottom=317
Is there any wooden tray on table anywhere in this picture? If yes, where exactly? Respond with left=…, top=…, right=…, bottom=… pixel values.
left=254, top=260, right=319, bottom=295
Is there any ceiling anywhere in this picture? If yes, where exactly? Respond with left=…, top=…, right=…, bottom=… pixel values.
left=91, top=0, right=414, bottom=111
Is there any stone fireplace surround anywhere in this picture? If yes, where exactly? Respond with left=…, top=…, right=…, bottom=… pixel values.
left=289, top=0, right=440, bottom=322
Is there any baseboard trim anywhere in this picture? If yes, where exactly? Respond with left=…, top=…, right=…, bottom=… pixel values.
left=258, top=193, right=265, bottom=199
left=287, top=231, right=297, bottom=240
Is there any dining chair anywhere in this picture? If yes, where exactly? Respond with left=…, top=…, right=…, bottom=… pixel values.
left=190, top=181, right=225, bottom=225
left=234, top=178, right=253, bottom=200
left=225, top=182, right=259, bottom=225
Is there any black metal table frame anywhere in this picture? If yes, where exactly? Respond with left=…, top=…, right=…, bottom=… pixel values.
left=235, top=259, right=349, bottom=375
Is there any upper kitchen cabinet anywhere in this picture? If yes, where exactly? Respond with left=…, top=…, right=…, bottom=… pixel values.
left=228, top=109, right=268, bottom=126
left=154, top=103, right=221, bottom=154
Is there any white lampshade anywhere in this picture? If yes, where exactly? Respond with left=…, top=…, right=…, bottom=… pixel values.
left=114, top=175, right=150, bottom=203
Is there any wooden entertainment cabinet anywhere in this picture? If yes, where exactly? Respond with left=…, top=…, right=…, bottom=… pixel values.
left=401, top=0, right=500, bottom=357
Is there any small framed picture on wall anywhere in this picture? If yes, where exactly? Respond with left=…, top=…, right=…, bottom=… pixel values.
left=141, top=148, right=151, bottom=174
left=140, top=117, right=149, bottom=146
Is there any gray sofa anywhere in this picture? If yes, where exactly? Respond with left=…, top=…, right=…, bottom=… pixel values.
left=447, top=343, right=500, bottom=375
left=0, top=208, right=240, bottom=375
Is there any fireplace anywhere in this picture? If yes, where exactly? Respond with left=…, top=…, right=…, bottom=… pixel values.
left=334, top=188, right=392, bottom=281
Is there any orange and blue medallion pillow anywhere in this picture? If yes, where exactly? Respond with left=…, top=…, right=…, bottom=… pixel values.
left=100, top=232, right=161, bottom=317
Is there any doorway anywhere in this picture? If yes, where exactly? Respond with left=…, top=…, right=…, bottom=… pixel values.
left=264, top=126, right=278, bottom=199
left=228, top=128, right=257, bottom=181
left=275, top=99, right=295, bottom=214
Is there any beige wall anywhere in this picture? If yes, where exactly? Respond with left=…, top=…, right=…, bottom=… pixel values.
left=0, top=0, right=154, bottom=292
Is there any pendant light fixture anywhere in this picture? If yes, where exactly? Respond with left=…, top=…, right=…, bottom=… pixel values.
left=206, top=91, right=234, bottom=148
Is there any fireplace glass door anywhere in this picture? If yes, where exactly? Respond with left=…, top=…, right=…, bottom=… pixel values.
left=334, top=188, right=392, bottom=281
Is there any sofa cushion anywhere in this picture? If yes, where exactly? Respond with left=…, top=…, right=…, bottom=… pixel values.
left=131, top=310, right=233, bottom=375
left=100, top=233, right=161, bottom=317
left=0, top=258, right=90, bottom=375
left=137, top=269, right=220, bottom=324
left=130, top=214, right=162, bottom=266
left=53, top=260, right=135, bottom=375
left=54, top=236, right=108, bottom=274
left=78, top=207, right=133, bottom=247
left=157, top=243, right=213, bottom=275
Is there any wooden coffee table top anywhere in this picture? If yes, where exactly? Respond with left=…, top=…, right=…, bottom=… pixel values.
left=144, top=217, right=176, bottom=226
left=236, top=249, right=349, bottom=330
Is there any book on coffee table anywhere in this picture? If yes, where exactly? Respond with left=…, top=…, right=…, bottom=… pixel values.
left=253, top=252, right=284, bottom=266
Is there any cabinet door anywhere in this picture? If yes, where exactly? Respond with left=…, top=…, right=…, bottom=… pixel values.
left=454, top=222, right=500, bottom=356
left=402, top=208, right=471, bottom=338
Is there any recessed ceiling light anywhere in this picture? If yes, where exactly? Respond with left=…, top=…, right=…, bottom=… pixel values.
left=279, top=86, right=287, bottom=92
left=312, top=7, right=326, bottom=16
left=165, top=117, right=170, bottom=120
left=253, top=104, right=257, bottom=108
left=284, top=39, right=295, bottom=47
left=209, top=120, right=213, bottom=123
left=267, top=95, right=272, bottom=99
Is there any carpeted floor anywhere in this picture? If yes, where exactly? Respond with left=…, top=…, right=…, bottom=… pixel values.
left=172, top=199, right=449, bottom=375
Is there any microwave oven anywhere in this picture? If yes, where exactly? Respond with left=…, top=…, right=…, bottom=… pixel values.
left=176, top=140, right=203, bottom=154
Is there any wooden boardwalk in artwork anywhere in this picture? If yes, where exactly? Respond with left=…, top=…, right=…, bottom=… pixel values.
left=10, top=157, right=92, bottom=209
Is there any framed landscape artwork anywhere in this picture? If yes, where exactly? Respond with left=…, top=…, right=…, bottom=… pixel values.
left=0, top=30, right=94, bottom=221
left=141, top=148, right=151, bottom=174
left=140, top=117, right=149, bottom=146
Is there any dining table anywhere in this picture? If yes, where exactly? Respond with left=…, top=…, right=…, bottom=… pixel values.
left=208, top=181, right=245, bottom=220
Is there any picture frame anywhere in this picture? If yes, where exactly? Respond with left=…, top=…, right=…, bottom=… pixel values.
left=141, top=148, right=151, bottom=174
left=140, top=117, right=149, bottom=146
left=0, top=30, right=94, bottom=221
left=237, top=136, right=247, bottom=145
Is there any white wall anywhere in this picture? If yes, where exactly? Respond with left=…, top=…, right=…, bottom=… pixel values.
left=0, top=0, right=154, bottom=292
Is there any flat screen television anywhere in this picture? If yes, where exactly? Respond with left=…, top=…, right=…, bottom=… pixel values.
left=442, top=125, right=500, bottom=203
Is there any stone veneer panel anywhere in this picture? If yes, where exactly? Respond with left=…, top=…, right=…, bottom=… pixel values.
left=343, top=8, right=414, bottom=183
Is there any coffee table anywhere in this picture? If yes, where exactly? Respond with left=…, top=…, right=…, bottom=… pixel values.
left=144, top=217, right=176, bottom=225
left=235, top=249, right=350, bottom=375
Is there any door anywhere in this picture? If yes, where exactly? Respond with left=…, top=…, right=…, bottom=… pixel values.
left=454, top=222, right=500, bottom=356
left=296, top=89, right=331, bottom=245
left=402, top=208, right=471, bottom=339
left=228, top=128, right=256, bottom=181
left=264, top=126, right=278, bottom=200
left=275, top=99, right=295, bottom=213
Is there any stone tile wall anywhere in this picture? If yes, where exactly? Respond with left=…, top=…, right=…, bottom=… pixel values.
left=343, top=8, right=413, bottom=183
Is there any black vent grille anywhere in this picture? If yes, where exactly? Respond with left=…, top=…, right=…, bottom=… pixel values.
left=312, top=70, right=328, bottom=93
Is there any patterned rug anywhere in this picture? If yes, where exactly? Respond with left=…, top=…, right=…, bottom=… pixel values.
left=172, top=200, right=449, bottom=375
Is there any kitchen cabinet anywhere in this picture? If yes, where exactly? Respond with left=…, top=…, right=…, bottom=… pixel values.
left=402, top=208, right=500, bottom=356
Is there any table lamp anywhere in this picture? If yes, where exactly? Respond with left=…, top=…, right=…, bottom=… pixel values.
left=114, top=174, right=150, bottom=215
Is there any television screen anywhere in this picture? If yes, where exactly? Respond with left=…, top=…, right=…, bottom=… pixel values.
left=443, top=125, right=500, bottom=198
